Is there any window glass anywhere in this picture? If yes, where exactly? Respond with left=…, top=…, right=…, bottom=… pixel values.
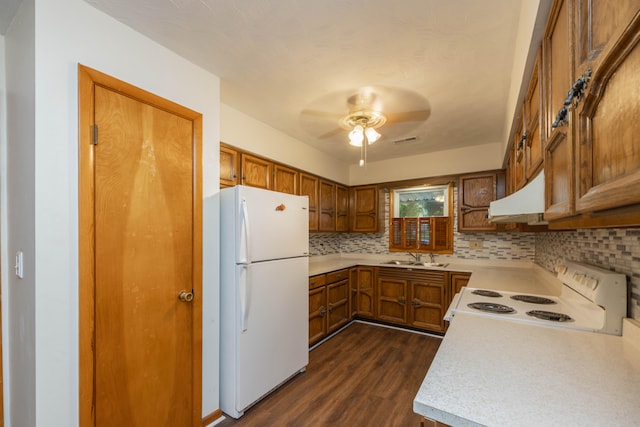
left=392, top=184, right=449, bottom=217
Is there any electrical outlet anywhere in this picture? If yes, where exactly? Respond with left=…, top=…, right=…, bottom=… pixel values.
left=469, top=241, right=484, bottom=249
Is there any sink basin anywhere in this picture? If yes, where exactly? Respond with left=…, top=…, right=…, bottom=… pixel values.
left=381, top=260, right=448, bottom=268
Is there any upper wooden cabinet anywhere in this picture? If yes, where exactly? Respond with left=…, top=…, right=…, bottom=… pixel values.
left=574, top=3, right=640, bottom=215
left=524, top=49, right=544, bottom=181
left=458, top=171, right=505, bottom=231
left=349, top=185, right=380, bottom=232
left=273, top=164, right=298, bottom=195
left=543, top=0, right=576, bottom=220
left=299, top=172, right=319, bottom=232
left=541, top=0, right=640, bottom=224
left=319, top=180, right=336, bottom=232
left=336, top=184, right=349, bottom=232
left=220, top=144, right=240, bottom=188
left=241, top=153, right=272, bottom=190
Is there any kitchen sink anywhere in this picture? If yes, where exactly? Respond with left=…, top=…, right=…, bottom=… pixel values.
left=381, top=260, right=448, bottom=268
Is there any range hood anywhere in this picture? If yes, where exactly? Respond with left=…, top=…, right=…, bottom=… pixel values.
left=488, top=172, right=547, bottom=224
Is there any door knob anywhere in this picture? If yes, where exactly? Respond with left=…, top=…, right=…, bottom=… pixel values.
left=178, top=290, right=194, bottom=302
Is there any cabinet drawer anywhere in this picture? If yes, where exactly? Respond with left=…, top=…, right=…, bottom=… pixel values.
left=326, top=269, right=349, bottom=284
left=308, top=274, right=326, bottom=289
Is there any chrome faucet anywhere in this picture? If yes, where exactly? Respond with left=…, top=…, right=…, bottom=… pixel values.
left=428, top=252, right=435, bottom=263
left=407, top=252, right=422, bottom=263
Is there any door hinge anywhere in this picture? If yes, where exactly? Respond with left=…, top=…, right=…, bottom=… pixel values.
left=92, top=124, right=98, bottom=145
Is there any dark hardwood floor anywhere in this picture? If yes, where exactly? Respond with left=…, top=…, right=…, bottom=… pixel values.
left=217, top=321, right=442, bottom=427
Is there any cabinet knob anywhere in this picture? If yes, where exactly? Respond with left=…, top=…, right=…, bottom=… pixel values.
left=320, top=307, right=326, bottom=316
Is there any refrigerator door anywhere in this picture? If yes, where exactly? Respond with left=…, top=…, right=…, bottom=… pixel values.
left=235, top=257, right=308, bottom=413
left=236, top=186, right=309, bottom=263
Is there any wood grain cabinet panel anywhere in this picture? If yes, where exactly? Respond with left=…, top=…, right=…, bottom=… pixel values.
left=354, top=267, right=375, bottom=318
left=524, top=49, right=544, bottom=181
left=219, top=144, right=239, bottom=188
left=241, top=153, right=272, bottom=190
left=308, top=285, right=327, bottom=346
left=574, top=4, right=640, bottom=214
left=377, top=276, right=408, bottom=325
left=336, top=184, right=349, bottom=232
left=458, top=172, right=504, bottom=231
left=299, top=173, right=319, bottom=232
left=319, top=180, right=336, bottom=232
left=273, top=164, right=298, bottom=195
left=349, top=185, right=380, bottom=232
left=327, top=279, right=350, bottom=334
left=543, top=0, right=575, bottom=220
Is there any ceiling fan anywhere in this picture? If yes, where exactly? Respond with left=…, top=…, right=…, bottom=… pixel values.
left=300, top=86, right=431, bottom=166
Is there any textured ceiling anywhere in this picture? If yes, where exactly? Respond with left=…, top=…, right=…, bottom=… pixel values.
left=83, top=0, right=523, bottom=165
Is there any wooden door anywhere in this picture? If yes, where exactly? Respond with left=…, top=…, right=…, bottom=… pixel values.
left=273, top=164, right=298, bottom=194
left=308, top=286, right=327, bottom=345
left=220, top=144, right=239, bottom=187
left=241, top=153, right=272, bottom=189
left=327, top=279, right=350, bottom=333
left=335, top=185, right=349, bottom=232
left=409, top=275, right=447, bottom=333
left=376, top=272, right=408, bottom=325
left=318, top=180, right=336, bottom=231
left=355, top=267, right=375, bottom=318
left=350, top=185, right=379, bottom=232
left=78, top=65, right=202, bottom=427
left=299, top=173, right=319, bottom=232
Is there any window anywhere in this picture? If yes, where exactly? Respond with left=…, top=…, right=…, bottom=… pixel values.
left=389, top=183, right=453, bottom=254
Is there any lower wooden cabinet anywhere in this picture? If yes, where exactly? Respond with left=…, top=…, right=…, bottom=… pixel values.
left=450, top=272, right=471, bottom=298
left=376, top=268, right=448, bottom=333
left=353, top=266, right=376, bottom=318
left=308, top=269, right=351, bottom=346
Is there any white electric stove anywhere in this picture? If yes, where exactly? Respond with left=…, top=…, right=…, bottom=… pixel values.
left=446, top=260, right=627, bottom=335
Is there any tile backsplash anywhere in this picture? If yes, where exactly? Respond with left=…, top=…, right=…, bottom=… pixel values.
left=309, top=184, right=640, bottom=321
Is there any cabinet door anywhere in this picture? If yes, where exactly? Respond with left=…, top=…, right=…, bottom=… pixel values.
left=335, top=184, right=349, bottom=232
left=350, top=185, right=379, bottom=232
left=327, top=279, right=350, bottom=333
left=273, top=164, right=298, bottom=195
left=355, top=267, right=375, bottom=318
left=309, top=286, right=327, bottom=346
left=459, top=172, right=501, bottom=231
left=318, top=180, right=336, bottom=231
left=377, top=275, right=408, bottom=325
left=299, top=173, right=319, bottom=232
left=574, top=5, right=640, bottom=213
left=241, top=153, right=272, bottom=190
left=450, top=273, right=471, bottom=301
left=432, top=218, right=452, bottom=252
left=409, top=279, right=447, bottom=333
left=514, top=117, right=527, bottom=191
left=220, top=145, right=239, bottom=188
left=349, top=268, right=358, bottom=317
left=543, top=0, right=575, bottom=219
left=524, top=49, right=544, bottom=181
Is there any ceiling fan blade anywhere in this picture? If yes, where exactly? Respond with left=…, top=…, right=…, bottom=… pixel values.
left=318, top=127, right=345, bottom=140
left=300, top=109, right=344, bottom=120
left=385, top=109, right=431, bottom=124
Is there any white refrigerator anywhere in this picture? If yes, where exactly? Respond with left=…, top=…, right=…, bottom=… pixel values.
left=220, top=185, right=309, bottom=418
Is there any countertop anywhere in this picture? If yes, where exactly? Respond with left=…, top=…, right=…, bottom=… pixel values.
left=308, top=254, right=561, bottom=295
left=413, top=315, right=640, bottom=426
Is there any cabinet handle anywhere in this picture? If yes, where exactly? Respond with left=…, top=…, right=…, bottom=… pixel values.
left=368, top=211, right=376, bottom=216
left=320, top=307, right=326, bottom=316
left=460, top=207, right=470, bottom=211
left=552, top=68, right=592, bottom=128
left=411, top=300, right=420, bottom=307
left=328, top=304, right=334, bottom=313
left=398, top=297, right=406, bottom=305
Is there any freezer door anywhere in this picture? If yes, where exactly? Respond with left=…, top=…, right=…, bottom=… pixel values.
left=235, top=257, right=308, bottom=413
left=237, top=186, right=309, bottom=262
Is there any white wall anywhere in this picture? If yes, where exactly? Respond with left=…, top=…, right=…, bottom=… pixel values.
left=4, top=0, right=36, bottom=424
left=221, top=103, right=350, bottom=184
left=0, top=32, right=7, bottom=425
left=348, top=142, right=504, bottom=185
left=4, top=0, right=221, bottom=425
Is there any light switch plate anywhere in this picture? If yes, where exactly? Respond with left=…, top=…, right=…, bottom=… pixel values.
left=469, top=241, right=484, bottom=249
left=15, top=251, right=24, bottom=279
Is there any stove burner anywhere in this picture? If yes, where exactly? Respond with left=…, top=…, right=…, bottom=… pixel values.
left=467, top=302, right=515, bottom=314
left=526, top=310, right=573, bottom=322
left=510, top=295, right=556, bottom=305
left=471, top=289, right=503, bottom=298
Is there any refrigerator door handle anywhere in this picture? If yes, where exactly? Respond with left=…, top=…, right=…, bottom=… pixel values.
left=239, top=265, right=251, bottom=332
left=238, top=198, right=251, bottom=265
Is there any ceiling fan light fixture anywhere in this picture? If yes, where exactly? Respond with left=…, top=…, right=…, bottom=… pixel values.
left=349, top=125, right=364, bottom=146
left=365, top=127, right=380, bottom=144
